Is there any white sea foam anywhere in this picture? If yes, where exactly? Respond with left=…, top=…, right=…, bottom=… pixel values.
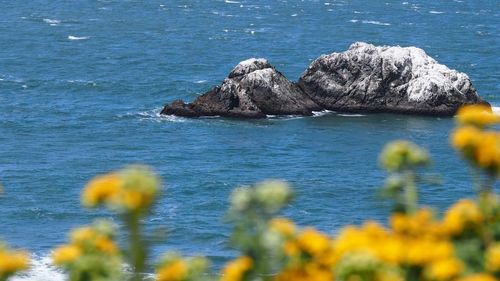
left=195, top=80, right=207, bottom=84
left=429, top=10, right=445, bottom=14
left=312, top=110, right=334, bottom=117
left=266, top=115, right=305, bottom=121
left=68, top=35, right=89, bottom=40
left=224, top=0, right=240, bottom=3
left=11, top=255, right=65, bottom=281
left=338, top=113, right=366, bottom=117
left=43, top=18, right=60, bottom=26
left=11, top=255, right=153, bottom=281
left=349, top=19, right=359, bottom=23
left=67, top=79, right=97, bottom=86
left=492, top=106, right=500, bottom=115
left=362, top=20, right=391, bottom=26
left=312, top=110, right=365, bottom=118
left=119, top=108, right=188, bottom=123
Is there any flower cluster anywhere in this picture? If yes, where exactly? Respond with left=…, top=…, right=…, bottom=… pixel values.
left=272, top=220, right=335, bottom=281
left=4, top=105, right=500, bottom=281
left=52, top=220, right=122, bottom=281
left=82, top=165, right=160, bottom=214
left=220, top=113, right=500, bottom=281
left=456, top=105, right=500, bottom=128
left=222, top=181, right=293, bottom=281
left=380, top=140, right=430, bottom=172
left=156, top=253, right=209, bottom=281
left=221, top=256, right=253, bottom=281
left=230, top=180, right=293, bottom=215
left=379, top=140, right=431, bottom=214
left=271, top=199, right=498, bottom=281
left=0, top=243, right=29, bottom=281
left=451, top=105, right=500, bottom=177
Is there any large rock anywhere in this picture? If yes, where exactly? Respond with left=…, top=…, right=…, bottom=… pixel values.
left=162, top=43, right=486, bottom=118
left=161, top=58, right=321, bottom=118
left=297, top=42, right=485, bottom=116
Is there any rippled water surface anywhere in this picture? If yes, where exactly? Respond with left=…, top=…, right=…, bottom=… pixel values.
left=1, top=0, right=499, bottom=279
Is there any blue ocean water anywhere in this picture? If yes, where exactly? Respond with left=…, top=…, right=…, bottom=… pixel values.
left=1, top=0, right=499, bottom=279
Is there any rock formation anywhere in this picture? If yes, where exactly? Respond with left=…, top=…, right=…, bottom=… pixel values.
left=298, top=42, right=484, bottom=116
left=161, top=58, right=321, bottom=118
left=161, top=42, right=486, bottom=118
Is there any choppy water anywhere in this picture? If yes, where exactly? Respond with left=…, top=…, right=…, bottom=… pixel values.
left=1, top=0, right=499, bottom=279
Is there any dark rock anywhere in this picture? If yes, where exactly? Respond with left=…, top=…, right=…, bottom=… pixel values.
left=161, top=58, right=321, bottom=118
left=297, top=42, right=485, bottom=116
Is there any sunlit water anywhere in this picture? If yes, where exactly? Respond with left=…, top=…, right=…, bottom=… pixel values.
left=1, top=0, right=498, bottom=279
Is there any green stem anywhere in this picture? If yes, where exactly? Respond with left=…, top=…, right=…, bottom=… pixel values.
left=128, top=213, right=146, bottom=281
left=404, top=171, right=418, bottom=214
left=483, top=174, right=495, bottom=193
left=469, top=166, right=483, bottom=196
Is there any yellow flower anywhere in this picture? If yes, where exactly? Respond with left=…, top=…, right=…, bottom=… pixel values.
left=81, top=166, right=160, bottom=213
left=297, top=228, right=331, bottom=256
left=221, top=256, right=253, bottom=281
left=391, top=208, right=444, bottom=238
left=0, top=249, right=29, bottom=277
left=405, top=239, right=453, bottom=265
left=377, top=238, right=404, bottom=264
left=486, top=243, right=500, bottom=273
left=118, top=166, right=159, bottom=212
left=276, top=264, right=333, bottom=281
left=475, top=131, right=500, bottom=169
left=269, top=218, right=296, bottom=236
left=454, top=274, right=497, bottom=281
left=156, top=260, right=188, bottom=281
left=81, top=173, right=122, bottom=208
left=52, top=245, right=81, bottom=265
left=456, top=104, right=499, bottom=127
left=283, top=240, right=300, bottom=257
left=423, top=258, right=463, bottom=280
left=70, top=227, right=97, bottom=245
left=375, top=270, right=403, bottom=281
left=122, top=190, right=146, bottom=210
left=443, top=199, right=483, bottom=236
left=94, top=237, right=118, bottom=255
left=451, top=126, right=481, bottom=150
left=451, top=126, right=500, bottom=174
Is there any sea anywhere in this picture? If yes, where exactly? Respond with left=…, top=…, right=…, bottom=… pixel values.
left=0, top=0, right=498, bottom=280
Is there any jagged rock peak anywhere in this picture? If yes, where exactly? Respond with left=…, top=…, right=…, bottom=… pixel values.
left=228, top=58, right=272, bottom=78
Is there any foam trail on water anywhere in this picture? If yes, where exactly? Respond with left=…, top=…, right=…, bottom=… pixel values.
left=11, top=255, right=65, bottom=281
left=362, top=20, right=391, bottom=26
left=43, top=18, right=60, bottom=25
left=68, top=35, right=89, bottom=40
left=11, top=254, right=154, bottom=281
left=312, top=110, right=333, bottom=117
left=117, top=108, right=189, bottom=123
left=338, top=113, right=365, bottom=117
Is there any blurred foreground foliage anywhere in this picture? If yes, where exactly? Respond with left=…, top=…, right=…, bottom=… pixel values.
left=1, top=105, right=500, bottom=281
